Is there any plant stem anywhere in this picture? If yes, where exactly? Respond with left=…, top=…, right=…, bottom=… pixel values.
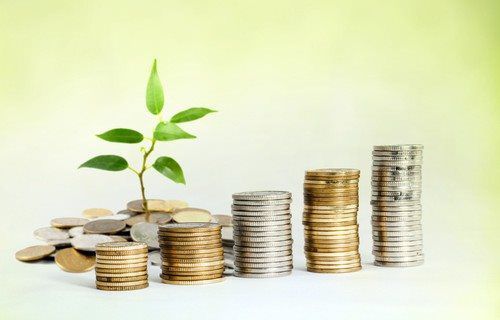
left=139, top=138, right=157, bottom=221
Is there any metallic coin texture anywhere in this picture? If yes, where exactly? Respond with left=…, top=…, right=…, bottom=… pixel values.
left=130, top=222, right=159, bottom=249
left=15, top=245, right=56, bottom=262
left=82, top=208, right=113, bottom=219
left=55, top=248, right=95, bottom=272
left=71, top=234, right=114, bottom=251
left=83, top=219, right=126, bottom=234
left=171, top=207, right=212, bottom=223
left=33, top=227, right=69, bottom=241
left=50, top=217, right=89, bottom=228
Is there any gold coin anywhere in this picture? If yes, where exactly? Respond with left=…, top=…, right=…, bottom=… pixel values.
left=162, top=265, right=224, bottom=272
left=159, top=222, right=221, bottom=233
left=55, top=248, right=95, bottom=272
left=162, top=260, right=224, bottom=268
left=161, top=252, right=224, bottom=259
left=158, top=231, right=221, bottom=238
left=95, top=271, right=148, bottom=277
left=160, top=273, right=222, bottom=281
left=161, top=277, right=225, bottom=285
left=305, top=237, right=359, bottom=244
left=127, top=199, right=168, bottom=212
left=96, top=258, right=149, bottom=264
left=95, top=279, right=148, bottom=287
left=163, top=200, right=189, bottom=212
left=307, top=262, right=361, bottom=269
left=108, top=235, right=128, bottom=242
left=95, top=249, right=148, bottom=256
left=160, top=235, right=221, bottom=242
left=82, top=208, right=114, bottom=218
left=307, top=266, right=362, bottom=273
left=96, top=262, right=147, bottom=269
left=305, top=250, right=359, bottom=257
left=96, top=253, right=148, bottom=260
left=96, top=283, right=149, bottom=291
left=96, top=275, right=148, bottom=282
left=96, top=242, right=147, bottom=251
left=172, top=207, right=212, bottom=223
left=50, top=217, right=89, bottom=228
left=125, top=212, right=172, bottom=226
left=83, top=219, right=126, bottom=234
left=15, top=245, right=56, bottom=262
left=159, top=240, right=222, bottom=247
left=306, top=258, right=360, bottom=265
left=162, top=256, right=223, bottom=263
left=161, top=269, right=224, bottom=276
left=303, top=221, right=357, bottom=227
left=95, top=267, right=147, bottom=274
left=304, top=224, right=358, bottom=231
left=305, top=168, right=360, bottom=176
left=304, top=228, right=358, bottom=235
left=159, top=247, right=223, bottom=254
left=304, top=246, right=359, bottom=253
left=302, top=217, right=357, bottom=224
left=306, top=254, right=360, bottom=262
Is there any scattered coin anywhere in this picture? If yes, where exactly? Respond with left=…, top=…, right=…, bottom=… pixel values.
left=15, top=245, right=56, bottom=262
left=68, top=226, right=84, bottom=237
left=130, top=222, right=159, bottom=249
left=171, top=207, right=212, bottom=223
left=127, top=199, right=168, bottom=212
left=33, top=227, right=69, bottom=241
left=55, top=248, right=95, bottom=272
left=82, top=208, right=113, bottom=219
left=163, top=200, right=189, bottom=212
left=125, top=212, right=172, bottom=226
left=83, top=219, right=126, bottom=234
left=109, top=235, right=128, bottom=242
left=94, top=213, right=131, bottom=221
left=50, top=217, right=89, bottom=228
left=71, top=234, right=114, bottom=251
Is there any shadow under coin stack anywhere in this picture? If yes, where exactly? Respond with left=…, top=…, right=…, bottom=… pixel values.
left=231, top=191, right=293, bottom=278
left=371, top=144, right=424, bottom=267
left=303, top=169, right=362, bottom=273
left=95, top=242, right=149, bottom=291
left=158, top=223, right=225, bottom=285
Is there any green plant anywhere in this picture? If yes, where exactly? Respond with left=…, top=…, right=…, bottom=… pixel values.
left=79, top=59, right=216, bottom=220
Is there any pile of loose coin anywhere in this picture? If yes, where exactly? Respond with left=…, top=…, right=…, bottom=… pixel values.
left=371, top=145, right=424, bottom=267
left=158, top=223, right=225, bottom=285
left=303, top=169, right=362, bottom=273
left=231, top=191, right=293, bottom=278
left=95, top=242, right=149, bottom=291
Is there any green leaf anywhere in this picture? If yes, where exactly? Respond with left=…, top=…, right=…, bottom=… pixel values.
left=146, top=59, right=164, bottom=115
left=96, top=128, right=144, bottom=144
left=154, top=121, right=196, bottom=141
left=153, top=156, right=185, bottom=184
left=170, top=108, right=217, bottom=123
left=78, top=155, right=128, bottom=171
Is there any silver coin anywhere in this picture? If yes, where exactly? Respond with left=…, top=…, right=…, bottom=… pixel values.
left=70, top=234, right=114, bottom=251
left=232, top=191, right=292, bottom=201
left=130, top=222, right=159, bottom=249
left=372, top=166, right=422, bottom=173
left=373, top=144, right=423, bottom=151
left=371, top=175, right=422, bottom=181
left=232, top=198, right=292, bottom=206
left=46, top=239, right=72, bottom=248
left=371, top=205, right=422, bottom=212
left=231, top=209, right=291, bottom=217
left=231, top=204, right=290, bottom=212
left=233, top=271, right=291, bottom=278
left=212, top=214, right=232, bottom=227
left=33, top=227, right=70, bottom=241
left=372, top=250, right=423, bottom=257
left=235, top=250, right=292, bottom=258
left=371, top=221, right=422, bottom=227
left=373, top=245, right=423, bottom=252
left=234, top=239, right=293, bottom=248
left=233, top=230, right=292, bottom=237
left=370, top=200, right=421, bottom=207
left=234, top=266, right=293, bottom=274
left=93, top=213, right=131, bottom=221
left=375, top=255, right=425, bottom=262
left=68, top=226, right=84, bottom=238
left=149, top=251, right=162, bottom=266
left=373, top=240, right=423, bottom=247
left=372, top=171, right=421, bottom=178
left=374, top=260, right=424, bottom=267
left=371, top=181, right=422, bottom=188
left=221, top=226, right=233, bottom=241
left=232, top=220, right=291, bottom=227
left=371, top=196, right=421, bottom=202
left=372, top=190, right=421, bottom=196
left=372, top=226, right=422, bottom=232
left=233, top=235, right=292, bottom=243
left=232, top=215, right=292, bottom=222
left=224, top=258, right=235, bottom=269
left=372, top=230, right=423, bottom=237
left=372, top=210, right=422, bottom=217
left=372, top=236, right=423, bottom=243
left=372, top=150, right=423, bottom=156
left=234, top=260, right=292, bottom=268
left=234, top=245, right=292, bottom=253
left=372, top=155, right=423, bottom=161
left=233, top=225, right=292, bottom=233
left=372, top=215, right=421, bottom=222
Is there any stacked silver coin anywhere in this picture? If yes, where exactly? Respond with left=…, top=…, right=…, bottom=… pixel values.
left=371, top=144, right=424, bottom=267
left=231, top=191, right=293, bottom=278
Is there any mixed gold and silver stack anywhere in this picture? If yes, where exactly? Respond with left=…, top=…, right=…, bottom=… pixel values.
left=158, top=223, right=225, bottom=285
left=95, top=242, right=149, bottom=291
left=371, top=144, right=424, bottom=267
left=303, top=169, right=362, bottom=273
left=231, top=191, right=293, bottom=278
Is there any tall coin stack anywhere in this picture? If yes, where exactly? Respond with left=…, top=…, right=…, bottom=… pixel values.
left=158, top=223, right=225, bottom=285
left=95, top=242, right=149, bottom=291
left=303, top=169, right=362, bottom=273
left=371, top=144, right=424, bottom=267
left=231, top=191, right=293, bottom=278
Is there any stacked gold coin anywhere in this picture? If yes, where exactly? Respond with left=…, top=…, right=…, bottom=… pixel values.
left=303, top=168, right=361, bottom=273
left=94, top=242, right=148, bottom=291
left=158, top=223, right=224, bottom=285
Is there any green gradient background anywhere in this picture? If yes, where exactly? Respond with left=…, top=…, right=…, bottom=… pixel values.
left=0, top=1, right=499, bottom=318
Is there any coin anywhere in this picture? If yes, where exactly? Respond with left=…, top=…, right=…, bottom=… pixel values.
left=15, top=245, right=56, bottom=262
left=82, top=208, right=113, bottom=218
left=95, top=267, right=147, bottom=274
left=46, top=239, right=72, bottom=248
left=374, top=260, right=424, bottom=267
left=71, top=234, right=114, bottom=251
left=96, top=283, right=149, bottom=291
left=127, top=199, right=168, bottom=212
left=33, top=227, right=69, bottom=241
left=231, top=209, right=291, bottom=217
left=307, top=266, right=361, bottom=273
left=68, top=226, right=84, bottom=237
left=231, top=204, right=290, bottom=212
left=96, top=258, right=148, bottom=265
left=171, top=207, right=212, bottom=223
left=97, top=253, right=147, bottom=260
left=233, top=230, right=291, bottom=237
left=159, top=222, right=221, bottom=233
left=163, top=200, right=189, bottom=212
left=233, top=214, right=292, bottom=222
left=83, top=219, right=126, bottom=234
left=161, top=278, right=225, bottom=285
left=234, top=266, right=292, bottom=274
left=160, top=273, right=222, bottom=281
left=96, top=275, right=148, bottom=282
left=50, top=217, right=89, bottom=228
left=234, top=235, right=292, bottom=243
left=96, top=242, right=147, bottom=251
left=55, top=248, right=95, bottom=272
left=109, top=235, right=128, bottom=242
left=94, top=213, right=131, bottom=221
left=125, top=212, right=172, bottom=226
left=212, top=214, right=232, bottom=227
left=232, top=191, right=291, bottom=201
left=95, top=271, right=148, bottom=277
left=130, top=222, right=159, bottom=249
left=306, top=168, right=360, bottom=177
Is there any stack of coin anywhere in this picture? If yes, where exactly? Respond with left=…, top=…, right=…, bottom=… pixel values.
left=371, top=144, right=424, bottom=267
left=158, top=223, right=225, bottom=285
left=231, top=191, right=293, bottom=278
left=95, top=242, right=149, bottom=291
left=303, top=169, right=361, bottom=273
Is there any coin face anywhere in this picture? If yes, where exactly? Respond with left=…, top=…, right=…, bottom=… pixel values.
left=125, top=212, right=172, bottom=226
left=55, top=248, right=95, bottom=272
left=82, top=208, right=114, bottom=218
left=71, top=234, right=114, bottom=251
left=15, top=245, right=56, bottom=262
left=34, top=227, right=69, bottom=241
left=94, top=213, right=131, bottom=221
left=163, top=200, right=189, bottom=212
left=172, top=207, right=212, bottom=223
left=83, top=219, right=126, bottom=234
left=130, top=222, right=159, bottom=249
left=50, top=217, right=89, bottom=228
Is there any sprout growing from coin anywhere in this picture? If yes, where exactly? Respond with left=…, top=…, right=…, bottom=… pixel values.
left=79, top=59, right=216, bottom=221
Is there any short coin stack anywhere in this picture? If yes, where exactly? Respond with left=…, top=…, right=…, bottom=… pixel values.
left=95, top=242, right=149, bottom=291
left=231, top=191, right=293, bottom=278
left=158, top=223, right=225, bottom=285
left=303, top=169, right=361, bottom=273
left=371, top=144, right=424, bottom=267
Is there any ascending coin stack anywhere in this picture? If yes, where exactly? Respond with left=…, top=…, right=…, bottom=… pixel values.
left=231, top=191, right=293, bottom=278
left=371, top=144, right=424, bottom=267
left=303, top=169, right=362, bottom=273
left=95, top=242, right=149, bottom=291
left=158, top=223, right=225, bottom=285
